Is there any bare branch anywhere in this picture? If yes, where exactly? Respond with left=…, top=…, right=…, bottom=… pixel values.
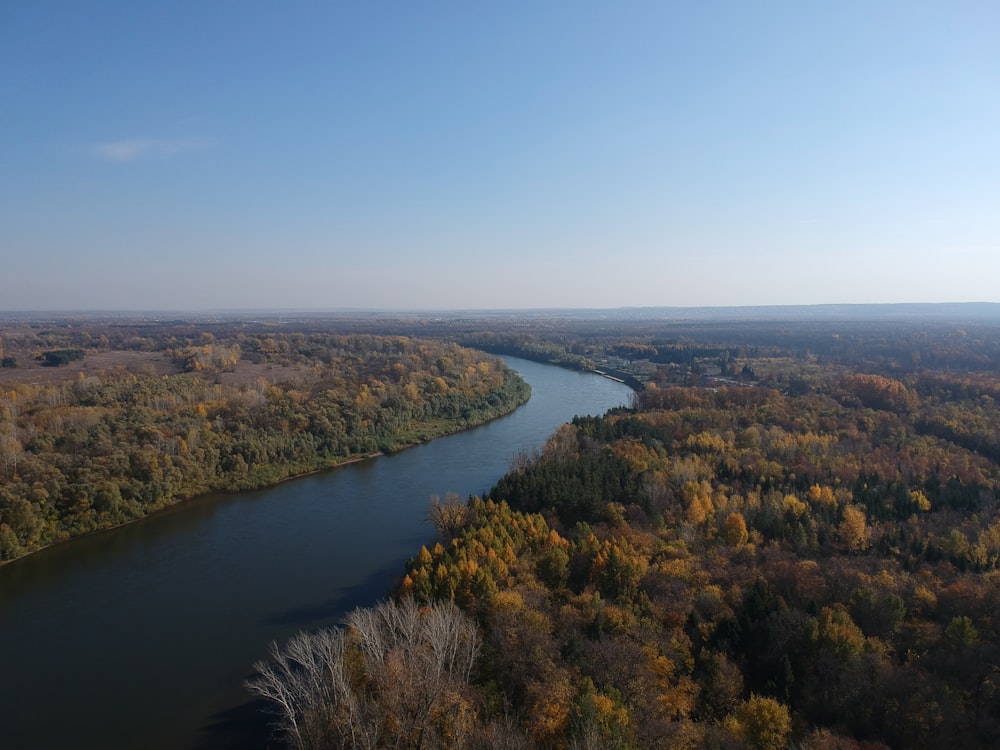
left=427, top=492, right=471, bottom=541
left=250, top=598, right=481, bottom=749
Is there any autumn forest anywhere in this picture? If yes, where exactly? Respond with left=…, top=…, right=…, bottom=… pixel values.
left=4, top=308, right=1000, bottom=749
left=0, top=319, right=529, bottom=562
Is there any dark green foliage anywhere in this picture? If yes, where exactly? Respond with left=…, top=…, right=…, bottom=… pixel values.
left=39, top=349, right=84, bottom=366
left=492, top=451, right=635, bottom=522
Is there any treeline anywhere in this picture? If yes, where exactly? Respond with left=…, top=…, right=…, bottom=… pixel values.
left=458, top=331, right=596, bottom=372
left=254, top=357, right=1000, bottom=749
left=0, top=335, right=529, bottom=562
left=7, top=313, right=1000, bottom=384
left=325, top=314, right=1000, bottom=377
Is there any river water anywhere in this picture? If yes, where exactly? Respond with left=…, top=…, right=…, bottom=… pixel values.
left=0, top=357, right=633, bottom=749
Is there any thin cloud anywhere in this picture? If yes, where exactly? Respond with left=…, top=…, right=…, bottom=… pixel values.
left=88, top=136, right=212, bottom=162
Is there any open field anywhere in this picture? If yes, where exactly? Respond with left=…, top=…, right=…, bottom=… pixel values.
left=0, top=350, right=182, bottom=385
left=0, top=349, right=310, bottom=387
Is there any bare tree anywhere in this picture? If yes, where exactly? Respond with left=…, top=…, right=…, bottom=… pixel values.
left=416, top=597, right=479, bottom=682
left=508, top=448, right=538, bottom=474
left=0, top=431, right=23, bottom=476
left=427, top=492, right=471, bottom=541
left=247, top=597, right=481, bottom=750
left=246, top=630, right=339, bottom=750
left=470, top=715, right=538, bottom=750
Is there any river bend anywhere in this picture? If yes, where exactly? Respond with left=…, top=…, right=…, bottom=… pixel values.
left=0, top=357, right=633, bottom=749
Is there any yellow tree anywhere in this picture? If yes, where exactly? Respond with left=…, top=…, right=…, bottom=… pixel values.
left=839, top=505, right=871, bottom=552
left=723, top=513, right=749, bottom=547
left=724, top=694, right=792, bottom=750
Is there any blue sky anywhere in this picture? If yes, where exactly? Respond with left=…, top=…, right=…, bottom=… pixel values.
left=2, top=1, right=998, bottom=311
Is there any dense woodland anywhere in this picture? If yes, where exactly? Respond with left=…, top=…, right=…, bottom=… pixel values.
left=6, top=310, right=1000, bottom=747
left=0, top=326, right=529, bottom=562
left=245, top=310, right=1000, bottom=750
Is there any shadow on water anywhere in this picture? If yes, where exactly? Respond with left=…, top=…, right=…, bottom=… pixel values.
left=197, top=698, right=276, bottom=750
left=263, top=559, right=409, bottom=628
left=198, top=561, right=414, bottom=749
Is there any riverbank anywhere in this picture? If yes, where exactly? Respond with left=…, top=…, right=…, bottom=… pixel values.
left=0, top=378, right=531, bottom=568
left=470, top=342, right=645, bottom=392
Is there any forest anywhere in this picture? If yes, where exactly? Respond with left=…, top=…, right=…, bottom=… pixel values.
left=0, top=322, right=529, bottom=562
left=243, top=308, right=1000, bottom=750
left=5, top=309, right=1000, bottom=747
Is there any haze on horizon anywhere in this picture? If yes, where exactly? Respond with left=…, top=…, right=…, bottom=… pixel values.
left=2, top=2, right=998, bottom=313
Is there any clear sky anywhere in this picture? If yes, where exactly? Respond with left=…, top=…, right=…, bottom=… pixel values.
left=2, top=1, right=998, bottom=311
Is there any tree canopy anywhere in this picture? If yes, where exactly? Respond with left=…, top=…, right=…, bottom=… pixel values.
left=0, top=330, right=528, bottom=562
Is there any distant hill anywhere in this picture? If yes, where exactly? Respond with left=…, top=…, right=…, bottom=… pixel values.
left=541, top=302, right=1000, bottom=322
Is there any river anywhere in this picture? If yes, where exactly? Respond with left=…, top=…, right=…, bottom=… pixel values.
left=0, top=357, right=634, bottom=749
